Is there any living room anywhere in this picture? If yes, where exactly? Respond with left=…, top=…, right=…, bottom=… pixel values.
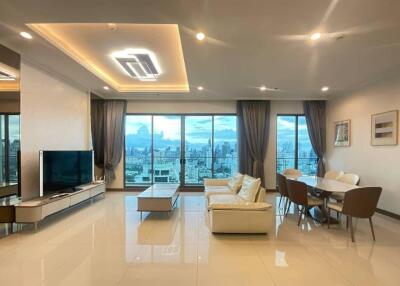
left=1, top=1, right=400, bottom=285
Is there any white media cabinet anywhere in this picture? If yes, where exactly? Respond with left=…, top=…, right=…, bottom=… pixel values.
left=15, top=182, right=106, bottom=231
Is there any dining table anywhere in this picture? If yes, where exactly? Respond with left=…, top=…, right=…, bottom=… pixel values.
left=285, top=175, right=360, bottom=224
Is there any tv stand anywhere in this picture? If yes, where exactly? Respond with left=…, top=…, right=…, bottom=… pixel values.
left=15, top=182, right=105, bottom=231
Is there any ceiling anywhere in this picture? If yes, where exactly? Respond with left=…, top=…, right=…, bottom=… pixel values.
left=0, top=0, right=399, bottom=100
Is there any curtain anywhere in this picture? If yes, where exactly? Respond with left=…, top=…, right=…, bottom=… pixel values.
left=91, top=99, right=105, bottom=168
left=237, top=100, right=270, bottom=187
left=303, top=101, right=326, bottom=177
left=103, top=100, right=127, bottom=182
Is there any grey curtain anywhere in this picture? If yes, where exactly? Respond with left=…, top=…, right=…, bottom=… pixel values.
left=237, top=100, right=271, bottom=187
left=91, top=98, right=105, bottom=168
left=103, top=100, right=127, bottom=182
left=303, top=101, right=326, bottom=177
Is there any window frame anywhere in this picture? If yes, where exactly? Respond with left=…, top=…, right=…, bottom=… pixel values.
left=276, top=113, right=316, bottom=175
left=124, top=113, right=238, bottom=189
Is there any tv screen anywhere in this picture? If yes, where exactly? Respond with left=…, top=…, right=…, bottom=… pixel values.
left=41, top=151, right=93, bottom=196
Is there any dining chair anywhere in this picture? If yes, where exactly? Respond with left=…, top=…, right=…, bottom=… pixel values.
left=331, top=173, right=360, bottom=202
left=327, top=187, right=382, bottom=242
left=286, top=179, right=324, bottom=226
left=324, top=170, right=344, bottom=180
left=338, top=173, right=360, bottom=185
left=282, top=168, right=302, bottom=178
left=276, top=173, right=289, bottom=211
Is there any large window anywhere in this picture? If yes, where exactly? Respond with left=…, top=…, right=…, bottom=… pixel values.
left=276, top=115, right=317, bottom=176
left=0, top=114, right=20, bottom=184
left=125, top=114, right=237, bottom=186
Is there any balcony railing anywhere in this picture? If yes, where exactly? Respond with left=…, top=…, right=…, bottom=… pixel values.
left=277, top=157, right=318, bottom=176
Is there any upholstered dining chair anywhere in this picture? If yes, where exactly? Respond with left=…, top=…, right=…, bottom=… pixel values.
left=282, top=168, right=302, bottom=178
left=327, top=187, right=382, bottom=242
left=331, top=173, right=360, bottom=203
left=276, top=173, right=289, bottom=211
left=324, top=170, right=344, bottom=180
left=286, top=179, right=324, bottom=226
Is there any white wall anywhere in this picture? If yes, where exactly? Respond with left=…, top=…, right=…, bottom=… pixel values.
left=109, top=99, right=303, bottom=189
left=326, top=76, right=400, bottom=215
left=20, top=62, right=90, bottom=200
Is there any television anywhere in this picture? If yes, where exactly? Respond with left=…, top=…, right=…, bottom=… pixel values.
left=40, top=150, right=94, bottom=197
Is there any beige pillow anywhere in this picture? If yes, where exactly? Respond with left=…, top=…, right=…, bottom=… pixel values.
left=237, top=175, right=261, bottom=202
left=227, top=173, right=244, bottom=193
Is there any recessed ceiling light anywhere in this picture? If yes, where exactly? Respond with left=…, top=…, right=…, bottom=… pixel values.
left=260, top=86, right=267, bottom=91
left=103, top=86, right=110, bottom=90
left=196, top=32, right=206, bottom=41
left=321, top=86, right=329, bottom=92
left=111, top=48, right=161, bottom=81
left=310, top=32, right=321, bottom=41
left=20, top=31, right=33, bottom=39
left=197, top=86, right=204, bottom=91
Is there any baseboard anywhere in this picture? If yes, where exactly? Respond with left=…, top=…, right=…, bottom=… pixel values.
left=376, top=208, right=400, bottom=220
left=266, top=188, right=277, bottom=193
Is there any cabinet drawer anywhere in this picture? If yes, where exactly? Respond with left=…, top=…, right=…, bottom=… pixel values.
left=42, top=197, right=70, bottom=219
left=70, top=191, right=90, bottom=206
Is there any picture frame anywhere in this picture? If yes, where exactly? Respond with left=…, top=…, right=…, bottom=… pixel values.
left=371, top=110, right=398, bottom=146
left=334, top=119, right=351, bottom=147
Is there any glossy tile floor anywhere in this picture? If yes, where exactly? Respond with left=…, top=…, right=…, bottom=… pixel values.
left=1, top=192, right=400, bottom=286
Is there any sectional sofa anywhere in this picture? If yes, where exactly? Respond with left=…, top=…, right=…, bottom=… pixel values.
left=204, top=174, right=274, bottom=234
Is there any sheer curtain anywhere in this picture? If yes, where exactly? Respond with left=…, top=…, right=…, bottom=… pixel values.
left=237, top=100, right=270, bottom=187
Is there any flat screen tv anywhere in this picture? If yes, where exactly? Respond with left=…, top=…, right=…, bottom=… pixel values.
left=40, top=150, right=94, bottom=196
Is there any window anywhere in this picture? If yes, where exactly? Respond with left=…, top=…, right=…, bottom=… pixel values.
left=276, top=115, right=317, bottom=176
left=0, top=114, right=20, bottom=184
left=125, top=115, right=238, bottom=186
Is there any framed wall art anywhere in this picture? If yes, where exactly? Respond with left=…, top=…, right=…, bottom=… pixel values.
left=371, top=110, right=398, bottom=146
left=334, top=119, right=351, bottom=147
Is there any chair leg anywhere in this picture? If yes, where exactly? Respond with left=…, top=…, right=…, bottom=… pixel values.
left=297, top=206, right=304, bottom=226
left=278, top=195, right=283, bottom=209
left=369, top=217, right=376, bottom=241
left=349, top=216, right=355, bottom=242
left=283, top=198, right=288, bottom=215
left=346, top=215, right=349, bottom=229
left=286, top=201, right=292, bottom=217
left=327, top=208, right=331, bottom=229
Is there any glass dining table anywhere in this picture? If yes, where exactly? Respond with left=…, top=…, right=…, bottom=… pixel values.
left=285, top=175, right=360, bottom=223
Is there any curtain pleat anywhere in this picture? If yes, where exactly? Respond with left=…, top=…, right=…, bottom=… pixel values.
left=237, top=100, right=270, bottom=187
left=103, top=100, right=127, bottom=182
left=303, top=101, right=326, bottom=177
left=90, top=99, right=105, bottom=168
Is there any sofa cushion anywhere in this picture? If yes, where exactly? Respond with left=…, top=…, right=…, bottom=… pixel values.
left=204, top=185, right=234, bottom=199
left=237, top=175, right=261, bottom=202
left=227, top=173, right=244, bottom=193
left=209, top=194, right=272, bottom=210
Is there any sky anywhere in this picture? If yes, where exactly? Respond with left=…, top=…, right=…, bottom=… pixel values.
left=125, top=115, right=237, bottom=145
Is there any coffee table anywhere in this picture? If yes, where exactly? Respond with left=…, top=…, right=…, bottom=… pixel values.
left=137, top=184, right=180, bottom=219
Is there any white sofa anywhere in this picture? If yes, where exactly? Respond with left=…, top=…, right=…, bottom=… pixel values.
left=204, top=174, right=273, bottom=234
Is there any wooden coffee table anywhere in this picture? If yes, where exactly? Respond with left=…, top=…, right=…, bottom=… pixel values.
left=137, top=184, right=180, bottom=219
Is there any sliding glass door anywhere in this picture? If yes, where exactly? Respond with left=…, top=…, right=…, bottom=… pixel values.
left=125, top=114, right=238, bottom=187
left=153, top=115, right=182, bottom=184
left=0, top=114, right=20, bottom=184
left=184, top=116, right=212, bottom=184
left=276, top=115, right=317, bottom=175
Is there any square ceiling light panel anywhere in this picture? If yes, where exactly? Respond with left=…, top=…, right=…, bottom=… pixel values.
left=28, top=23, right=189, bottom=92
